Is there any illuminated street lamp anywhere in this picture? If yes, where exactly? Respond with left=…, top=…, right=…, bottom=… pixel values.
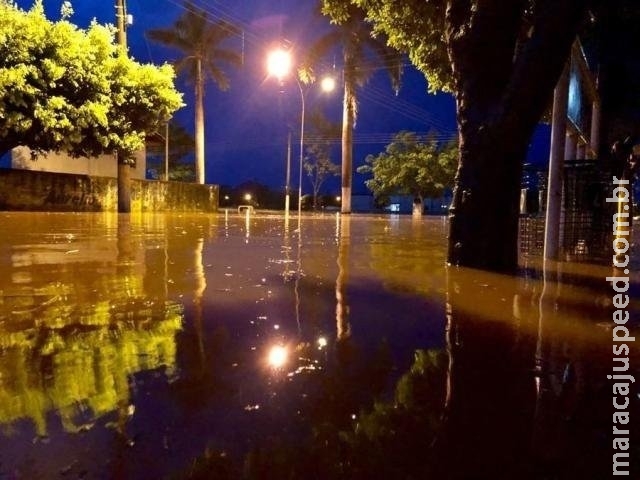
left=267, top=49, right=292, bottom=79
left=321, top=76, right=336, bottom=93
left=267, top=48, right=336, bottom=224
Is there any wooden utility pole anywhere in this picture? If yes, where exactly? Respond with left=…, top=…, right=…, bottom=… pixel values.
left=116, top=0, right=127, bottom=49
left=115, top=0, right=131, bottom=213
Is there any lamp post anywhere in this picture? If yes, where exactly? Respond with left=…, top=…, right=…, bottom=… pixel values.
left=267, top=49, right=335, bottom=224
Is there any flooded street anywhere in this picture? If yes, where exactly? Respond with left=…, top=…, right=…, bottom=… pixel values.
left=0, top=212, right=638, bottom=479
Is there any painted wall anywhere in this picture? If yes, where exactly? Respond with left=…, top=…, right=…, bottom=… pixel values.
left=0, top=169, right=218, bottom=213
left=11, top=146, right=146, bottom=180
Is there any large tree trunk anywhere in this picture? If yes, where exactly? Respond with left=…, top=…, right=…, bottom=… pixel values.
left=195, top=57, right=205, bottom=185
left=341, top=73, right=355, bottom=214
left=448, top=132, right=526, bottom=271
left=431, top=269, right=537, bottom=478
left=445, top=0, right=592, bottom=273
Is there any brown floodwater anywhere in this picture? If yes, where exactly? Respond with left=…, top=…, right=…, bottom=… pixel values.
left=0, top=211, right=638, bottom=479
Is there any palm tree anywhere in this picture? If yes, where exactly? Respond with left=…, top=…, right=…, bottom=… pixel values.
left=147, top=2, right=241, bottom=184
left=304, top=5, right=403, bottom=213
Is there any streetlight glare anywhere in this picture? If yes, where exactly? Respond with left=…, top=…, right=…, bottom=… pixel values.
left=321, top=76, right=336, bottom=93
left=267, top=49, right=292, bottom=79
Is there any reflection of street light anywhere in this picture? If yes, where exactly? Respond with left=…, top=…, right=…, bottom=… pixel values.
left=267, top=48, right=335, bottom=223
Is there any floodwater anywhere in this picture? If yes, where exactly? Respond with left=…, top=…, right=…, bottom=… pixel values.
left=0, top=211, right=638, bottom=479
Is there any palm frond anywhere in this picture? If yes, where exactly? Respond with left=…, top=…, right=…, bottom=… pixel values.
left=211, top=49, right=242, bottom=67
left=301, top=29, right=343, bottom=83
left=367, top=39, right=404, bottom=94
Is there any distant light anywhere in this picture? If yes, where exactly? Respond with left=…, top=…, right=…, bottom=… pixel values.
left=317, top=336, right=327, bottom=348
left=321, top=76, right=336, bottom=93
left=267, top=49, right=292, bottom=79
left=336, top=196, right=341, bottom=203
left=268, top=345, right=288, bottom=368
left=224, top=195, right=230, bottom=200
left=244, top=193, right=252, bottom=202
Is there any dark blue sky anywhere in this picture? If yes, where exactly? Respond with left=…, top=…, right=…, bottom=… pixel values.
left=23, top=0, right=549, bottom=194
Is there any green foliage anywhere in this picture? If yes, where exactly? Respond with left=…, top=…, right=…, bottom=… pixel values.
left=358, top=131, right=457, bottom=201
left=146, top=2, right=242, bottom=91
left=146, top=121, right=196, bottom=180
left=303, top=110, right=341, bottom=208
left=323, top=0, right=452, bottom=93
left=146, top=1, right=241, bottom=181
left=237, top=347, right=447, bottom=479
left=0, top=1, right=183, bottom=161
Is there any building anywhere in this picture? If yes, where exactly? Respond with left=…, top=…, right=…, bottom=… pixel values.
left=10, top=146, right=146, bottom=180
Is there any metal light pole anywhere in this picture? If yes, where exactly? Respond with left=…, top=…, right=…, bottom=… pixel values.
left=296, top=79, right=305, bottom=225
left=266, top=49, right=335, bottom=227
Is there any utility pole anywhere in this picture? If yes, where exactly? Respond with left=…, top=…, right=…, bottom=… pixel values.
left=285, top=130, right=291, bottom=220
left=165, top=121, right=170, bottom=181
left=116, top=0, right=127, bottom=49
left=115, top=0, right=131, bottom=213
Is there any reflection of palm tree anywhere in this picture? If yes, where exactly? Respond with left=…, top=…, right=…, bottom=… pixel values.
left=305, top=6, right=402, bottom=213
left=335, top=215, right=351, bottom=340
left=193, top=237, right=207, bottom=366
left=147, top=2, right=241, bottom=184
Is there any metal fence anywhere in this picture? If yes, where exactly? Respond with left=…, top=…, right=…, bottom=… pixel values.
left=518, top=160, right=616, bottom=264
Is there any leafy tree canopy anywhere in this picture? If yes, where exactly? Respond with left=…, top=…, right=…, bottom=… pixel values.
left=358, top=131, right=457, bottom=202
left=0, top=0, right=183, bottom=161
left=326, top=0, right=602, bottom=272
left=322, top=0, right=451, bottom=93
left=303, top=110, right=341, bottom=209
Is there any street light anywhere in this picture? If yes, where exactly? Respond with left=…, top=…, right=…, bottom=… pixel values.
left=266, top=48, right=335, bottom=224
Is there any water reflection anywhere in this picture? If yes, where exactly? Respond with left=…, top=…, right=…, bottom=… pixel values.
left=0, top=213, right=183, bottom=466
left=336, top=214, right=351, bottom=340
left=0, top=213, right=636, bottom=478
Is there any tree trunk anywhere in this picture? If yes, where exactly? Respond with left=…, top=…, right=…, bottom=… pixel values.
left=445, top=0, right=591, bottom=273
left=195, top=57, right=205, bottom=185
left=341, top=77, right=355, bottom=214
left=412, top=195, right=424, bottom=217
left=448, top=133, right=526, bottom=271
left=431, top=269, right=537, bottom=478
left=117, top=155, right=131, bottom=213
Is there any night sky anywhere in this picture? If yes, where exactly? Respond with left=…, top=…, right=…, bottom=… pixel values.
left=17, top=0, right=551, bottom=194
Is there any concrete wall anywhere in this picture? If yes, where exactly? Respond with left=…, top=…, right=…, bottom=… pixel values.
left=11, top=146, right=146, bottom=180
left=0, top=169, right=218, bottom=213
